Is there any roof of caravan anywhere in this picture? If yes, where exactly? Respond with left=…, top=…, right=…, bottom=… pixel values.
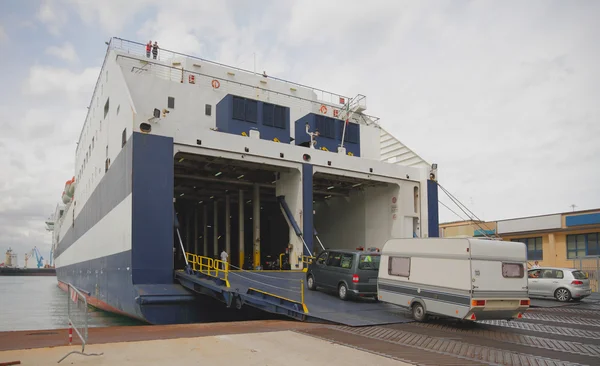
left=381, top=238, right=526, bottom=262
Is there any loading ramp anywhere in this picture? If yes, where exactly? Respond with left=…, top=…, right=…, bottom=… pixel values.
left=174, top=254, right=412, bottom=327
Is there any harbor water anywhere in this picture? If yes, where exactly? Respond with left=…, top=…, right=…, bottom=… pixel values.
left=0, top=276, right=144, bottom=332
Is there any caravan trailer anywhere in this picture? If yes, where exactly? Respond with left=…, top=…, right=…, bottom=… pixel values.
left=377, top=238, right=531, bottom=322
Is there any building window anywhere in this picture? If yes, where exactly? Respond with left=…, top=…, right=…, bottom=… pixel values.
left=567, top=233, right=600, bottom=259
left=511, top=237, right=543, bottom=260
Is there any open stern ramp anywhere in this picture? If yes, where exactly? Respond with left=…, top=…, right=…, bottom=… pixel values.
left=174, top=254, right=411, bottom=327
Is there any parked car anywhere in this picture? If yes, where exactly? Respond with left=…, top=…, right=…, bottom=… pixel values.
left=306, top=249, right=380, bottom=300
left=528, top=267, right=591, bottom=302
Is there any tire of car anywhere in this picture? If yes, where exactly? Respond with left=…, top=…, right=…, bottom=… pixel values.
left=338, top=282, right=348, bottom=301
left=554, top=288, right=572, bottom=302
left=307, top=274, right=316, bottom=291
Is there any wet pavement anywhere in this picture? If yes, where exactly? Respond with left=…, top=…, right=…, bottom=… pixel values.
left=296, top=295, right=600, bottom=365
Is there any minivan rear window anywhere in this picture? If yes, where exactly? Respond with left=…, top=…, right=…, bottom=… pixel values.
left=572, top=270, right=587, bottom=279
left=358, top=254, right=380, bottom=270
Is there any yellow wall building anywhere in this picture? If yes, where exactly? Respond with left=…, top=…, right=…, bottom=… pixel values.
left=439, top=208, right=600, bottom=270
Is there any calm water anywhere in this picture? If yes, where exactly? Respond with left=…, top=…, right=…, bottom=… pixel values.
left=0, top=276, right=144, bottom=332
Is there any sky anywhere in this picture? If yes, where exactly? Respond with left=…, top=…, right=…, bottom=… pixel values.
left=0, top=0, right=598, bottom=266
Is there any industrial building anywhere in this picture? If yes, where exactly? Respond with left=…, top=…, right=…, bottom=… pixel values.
left=439, top=208, right=600, bottom=269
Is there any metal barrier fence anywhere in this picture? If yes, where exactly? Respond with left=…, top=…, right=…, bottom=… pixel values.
left=571, top=256, right=600, bottom=292
left=57, top=284, right=103, bottom=363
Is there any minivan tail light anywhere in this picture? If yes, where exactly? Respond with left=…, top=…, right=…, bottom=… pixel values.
left=571, top=280, right=584, bottom=285
left=352, top=274, right=359, bottom=283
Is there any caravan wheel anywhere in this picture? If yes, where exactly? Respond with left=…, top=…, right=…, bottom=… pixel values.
left=412, top=303, right=427, bottom=322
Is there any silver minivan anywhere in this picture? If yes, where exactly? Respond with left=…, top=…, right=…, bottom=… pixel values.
left=527, top=267, right=592, bottom=302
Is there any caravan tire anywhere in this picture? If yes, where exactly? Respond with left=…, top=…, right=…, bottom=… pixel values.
left=412, top=302, right=427, bottom=322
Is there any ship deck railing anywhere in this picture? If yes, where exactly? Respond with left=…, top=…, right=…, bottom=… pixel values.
left=109, top=37, right=350, bottom=108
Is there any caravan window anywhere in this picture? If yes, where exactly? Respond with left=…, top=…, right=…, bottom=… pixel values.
left=388, top=257, right=410, bottom=277
left=502, top=263, right=524, bottom=278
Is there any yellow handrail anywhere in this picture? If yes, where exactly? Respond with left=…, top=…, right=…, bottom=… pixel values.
left=185, top=252, right=229, bottom=287
left=279, top=253, right=285, bottom=270
left=302, top=256, right=315, bottom=265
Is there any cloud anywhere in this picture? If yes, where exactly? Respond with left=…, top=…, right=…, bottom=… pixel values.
left=37, top=0, right=69, bottom=36
left=45, top=42, right=79, bottom=63
left=2, top=1, right=599, bottom=267
left=22, top=65, right=99, bottom=100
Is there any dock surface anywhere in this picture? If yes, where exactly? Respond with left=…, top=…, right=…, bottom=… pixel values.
left=2, top=296, right=600, bottom=365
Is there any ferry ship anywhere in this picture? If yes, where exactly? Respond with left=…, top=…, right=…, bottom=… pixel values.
left=45, top=37, right=439, bottom=324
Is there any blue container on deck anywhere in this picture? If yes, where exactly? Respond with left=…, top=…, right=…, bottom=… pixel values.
left=216, top=94, right=291, bottom=143
left=294, top=114, right=360, bottom=157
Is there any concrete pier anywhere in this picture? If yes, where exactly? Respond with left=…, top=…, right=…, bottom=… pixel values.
left=0, top=320, right=409, bottom=366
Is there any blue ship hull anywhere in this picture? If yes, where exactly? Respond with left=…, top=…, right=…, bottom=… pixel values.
left=54, top=132, right=273, bottom=324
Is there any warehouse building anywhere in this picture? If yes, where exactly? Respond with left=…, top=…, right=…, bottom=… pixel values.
left=439, top=208, right=600, bottom=269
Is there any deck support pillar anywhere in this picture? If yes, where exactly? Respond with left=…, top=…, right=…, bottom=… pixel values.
left=194, top=207, right=198, bottom=255
left=214, top=200, right=219, bottom=257
left=239, top=189, right=245, bottom=268
left=253, top=184, right=261, bottom=269
left=225, top=194, right=231, bottom=260
left=203, top=205, right=208, bottom=256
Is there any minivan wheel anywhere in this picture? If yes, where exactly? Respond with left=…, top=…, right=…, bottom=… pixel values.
left=412, top=303, right=427, bottom=322
left=555, top=288, right=572, bottom=302
left=338, top=283, right=348, bottom=301
left=307, top=275, right=316, bottom=291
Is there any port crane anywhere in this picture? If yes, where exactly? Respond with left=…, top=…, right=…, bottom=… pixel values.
left=24, top=247, right=44, bottom=269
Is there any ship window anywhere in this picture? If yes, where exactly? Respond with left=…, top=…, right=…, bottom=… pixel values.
left=117, top=105, right=120, bottom=116
left=316, top=115, right=335, bottom=139
left=121, top=128, right=126, bottom=147
left=205, top=104, right=212, bottom=116
left=343, top=122, right=359, bottom=144
left=92, top=137, right=95, bottom=149
left=232, top=96, right=245, bottom=120
left=263, top=103, right=274, bottom=126
left=104, top=98, right=109, bottom=119
left=168, top=96, right=175, bottom=109
left=245, top=99, right=257, bottom=123
left=263, top=103, right=286, bottom=129
left=274, top=105, right=286, bottom=129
